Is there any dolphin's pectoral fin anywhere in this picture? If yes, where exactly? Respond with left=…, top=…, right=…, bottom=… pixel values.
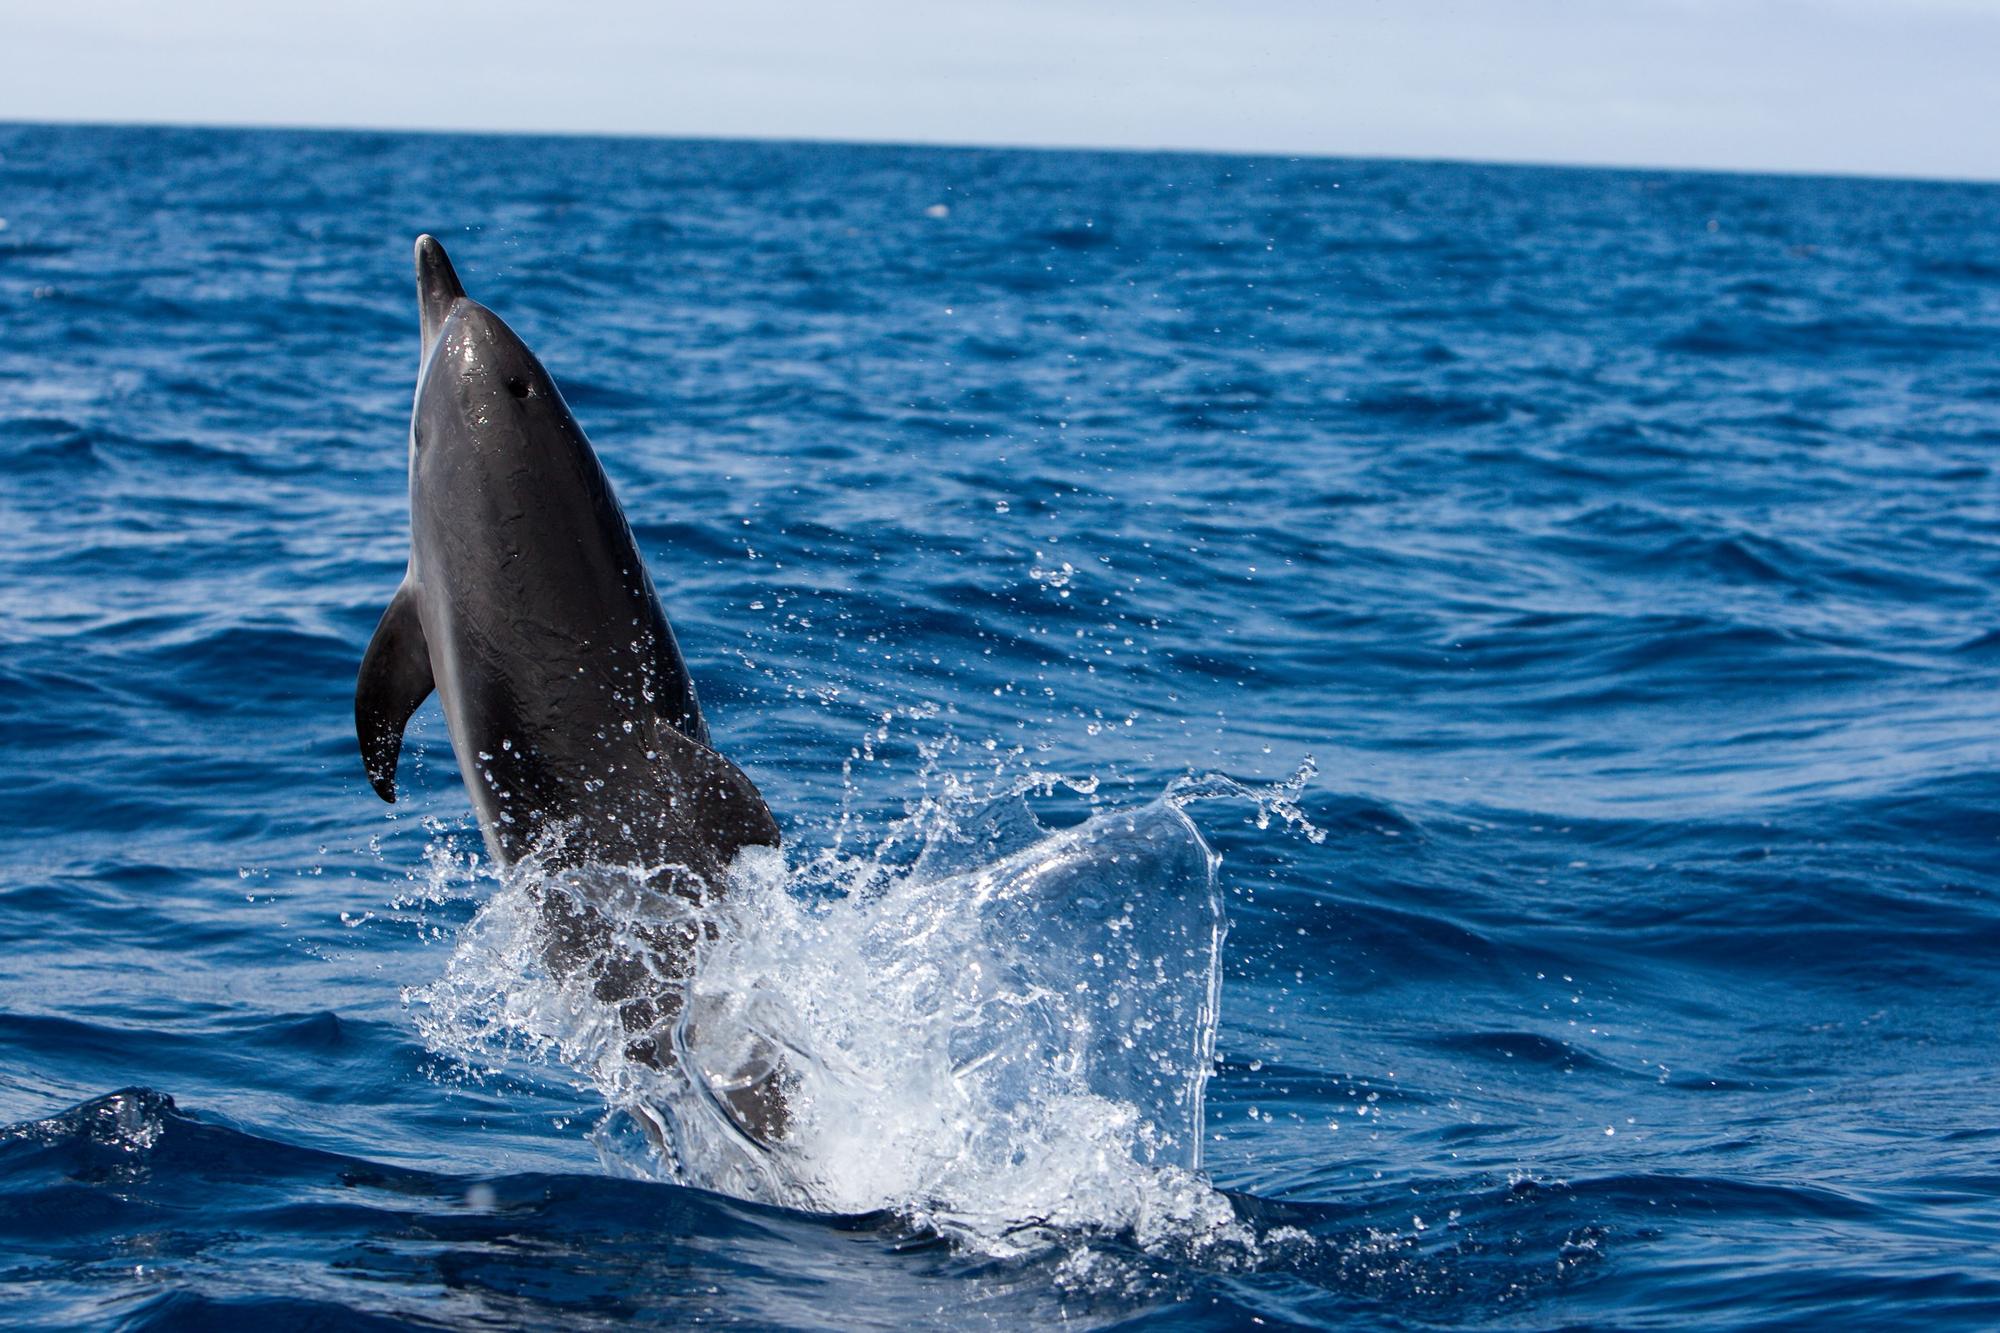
left=355, top=581, right=434, bottom=803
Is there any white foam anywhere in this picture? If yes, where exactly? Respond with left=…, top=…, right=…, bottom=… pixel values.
left=409, top=761, right=1322, bottom=1256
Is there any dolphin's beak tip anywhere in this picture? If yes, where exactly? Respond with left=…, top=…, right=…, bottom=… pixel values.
left=414, top=234, right=460, bottom=288
left=415, top=234, right=467, bottom=346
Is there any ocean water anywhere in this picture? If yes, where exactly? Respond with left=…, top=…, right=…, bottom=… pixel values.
left=1, top=122, right=1998, bottom=1328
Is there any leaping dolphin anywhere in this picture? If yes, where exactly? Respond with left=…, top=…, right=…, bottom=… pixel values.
left=356, top=236, right=781, bottom=1116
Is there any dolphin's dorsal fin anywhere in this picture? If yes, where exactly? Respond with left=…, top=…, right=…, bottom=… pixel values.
left=414, top=234, right=465, bottom=360
left=356, top=580, right=435, bottom=802
left=650, top=722, right=782, bottom=865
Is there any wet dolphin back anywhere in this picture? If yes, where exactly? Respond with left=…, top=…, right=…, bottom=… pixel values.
left=359, top=242, right=777, bottom=877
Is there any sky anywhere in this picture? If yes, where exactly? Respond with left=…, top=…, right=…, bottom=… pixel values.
left=2, top=0, right=1997, bottom=182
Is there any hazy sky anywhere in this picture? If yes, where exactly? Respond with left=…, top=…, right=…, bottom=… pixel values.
left=2, top=0, right=1996, bottom=181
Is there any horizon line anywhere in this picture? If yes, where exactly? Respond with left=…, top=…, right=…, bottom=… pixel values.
left=6, top=113, right=1997, bottom=192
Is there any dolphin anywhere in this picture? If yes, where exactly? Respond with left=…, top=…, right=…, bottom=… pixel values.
left=356, top=236, right=781, bottom=1118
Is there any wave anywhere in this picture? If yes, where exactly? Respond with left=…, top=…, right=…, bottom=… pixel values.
left=27, top=1084, right=1988, bottom=1329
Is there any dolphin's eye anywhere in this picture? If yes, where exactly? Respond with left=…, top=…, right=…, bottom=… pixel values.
left=505, top=376, right=530, bottom=399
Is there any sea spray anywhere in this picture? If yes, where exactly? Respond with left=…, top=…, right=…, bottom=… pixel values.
left=409, top=762, right=1324, bottom=1254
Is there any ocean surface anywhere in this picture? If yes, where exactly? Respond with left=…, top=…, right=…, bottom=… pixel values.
left=1, top=123, right=1997, bottom=1329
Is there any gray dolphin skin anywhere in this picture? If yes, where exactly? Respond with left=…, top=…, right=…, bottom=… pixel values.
left=356, top=236, right=781, bottom=1105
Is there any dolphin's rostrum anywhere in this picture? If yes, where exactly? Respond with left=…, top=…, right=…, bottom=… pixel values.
left=356, top=236, right=781, bottom=1129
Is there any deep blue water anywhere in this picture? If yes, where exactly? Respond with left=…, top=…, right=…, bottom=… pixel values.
left=2, top=122, right=1999, bottom=1328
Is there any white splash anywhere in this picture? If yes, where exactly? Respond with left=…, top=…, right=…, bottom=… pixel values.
left=409, top=761, right=1321, bottom=1256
